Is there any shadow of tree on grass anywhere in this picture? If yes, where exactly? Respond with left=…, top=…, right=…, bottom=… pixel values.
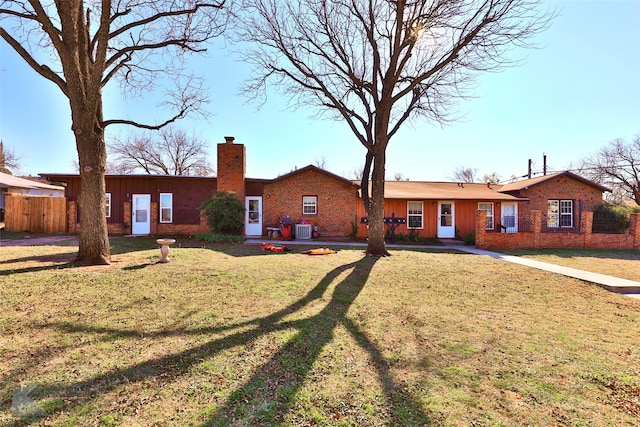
left=9, top=256, right=432, bottom=426
left=203, top=256, right=431, bottom=426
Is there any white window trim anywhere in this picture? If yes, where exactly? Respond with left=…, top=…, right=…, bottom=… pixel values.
left=478, top=202, right=494, bottom=230
left=407, top=201, right=423, bottom=229
left=302, top=195, right=317, bottom=215
left=560, top=199, right=573, bottom=227
left=160, top=193, right=173, bottom=223
left=548, top=199, right=573, bottom=228
left=105, top=193, right=111, bottom=218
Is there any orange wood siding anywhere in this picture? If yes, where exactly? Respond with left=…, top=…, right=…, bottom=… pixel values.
left=356, top=198, right=502, bottom=239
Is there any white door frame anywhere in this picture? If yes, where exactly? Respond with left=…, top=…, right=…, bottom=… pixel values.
left=437, top=201, right=455, bottom=238
left=501, top=202, right=518, bottom=233
left=132, top=194, right=151, bottom=235
left=245, top=196, right=263, bottom=236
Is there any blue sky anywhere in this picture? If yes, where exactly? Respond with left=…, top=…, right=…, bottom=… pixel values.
left=1, top=0, right=639, bottom=182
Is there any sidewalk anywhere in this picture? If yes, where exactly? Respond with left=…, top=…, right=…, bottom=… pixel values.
left=448, top=244, right=640, bottom=298
left=245, top=238, right=640, bottom=298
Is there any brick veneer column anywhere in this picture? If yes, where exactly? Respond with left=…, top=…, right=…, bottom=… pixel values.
left=123, top=201, right=131, bottom=234
left=199, top=212, right=209, bottom=233
left=531, top=210, right=542, bottom=249
left=68, top=200, right=78, bottom=232
left=151, top=202, right=158, bottom=235
left=630, top=213, right=640, bottom=250
left=475, top=209, right=487, bottom=248
left=581, top=211, right=593, bottom=248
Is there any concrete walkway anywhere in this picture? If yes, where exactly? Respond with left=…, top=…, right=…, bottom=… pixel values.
left=245, top=238, right=640, bottom=298
left=448, top=244, right=640, bottom=298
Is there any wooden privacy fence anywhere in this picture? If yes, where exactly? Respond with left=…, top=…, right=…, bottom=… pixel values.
left=4, top=193, right=67, bottom=233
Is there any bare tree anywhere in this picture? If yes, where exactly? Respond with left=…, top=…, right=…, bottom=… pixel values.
left=451, top=166, right=478, bottom=183
left=482, top=172, right=501, bottom=185
left=314, top=155, right=329, bottom=170
left=109, top=127, right=214, bottom=176
left=1, top=1, right=228, bottom=264
left=580, top=135, right=640, bottom=204
left=238, top=0, right=553, bottom=256
left=0, top=140, right=21, bottom=173
left=393, top=172, right=409, bottom=181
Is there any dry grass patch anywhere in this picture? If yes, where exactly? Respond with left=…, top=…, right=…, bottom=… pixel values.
left=501, top=248, right=640, bottom=281
left=1, top=237, right=639, bottom=426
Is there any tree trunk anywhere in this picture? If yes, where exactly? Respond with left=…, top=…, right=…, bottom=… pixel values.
left=366, top=142, right=390, bottom=256
left=75, top=118, right=111, bottom=265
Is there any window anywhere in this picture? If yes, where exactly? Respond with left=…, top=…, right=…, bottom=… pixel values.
left=407, top=201, right=423, bottom=229
left=560, top=200, right=573, bottom=227
left=160, top=193, right=173, bottom=223
left=548, top=199, right=573, bottom=228
left=478, top=202, right=494, bottom=230
left=105, top=193, right=111, bottom=218
left=302, top=196, right=317, bottom=215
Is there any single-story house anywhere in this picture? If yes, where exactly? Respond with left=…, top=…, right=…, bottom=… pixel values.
left=41, top=137, right=359, bottom=238
left=0, top=171, right=65, bottom=220
left=40, top=137, right=610, bottom=242
left=355, top=171, right=611, bottom=240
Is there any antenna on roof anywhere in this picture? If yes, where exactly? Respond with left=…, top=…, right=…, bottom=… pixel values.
left=543, top=153, right=547, bottom=176
left=528, top=159, right=532, bottom=179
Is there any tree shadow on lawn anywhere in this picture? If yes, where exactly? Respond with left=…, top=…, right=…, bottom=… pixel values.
left=14, top=256, right=432, bottom=426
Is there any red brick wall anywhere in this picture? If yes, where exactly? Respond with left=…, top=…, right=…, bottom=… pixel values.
left=216, top=137, right=246, bottom=202
left=478, top=211, right=640, bottom=250
left=263, top=169, right=358, bottom=237
left=516, top=175, right=604, bottom=227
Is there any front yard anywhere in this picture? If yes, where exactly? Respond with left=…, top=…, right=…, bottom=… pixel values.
left=1, top=237, right=639, bottom=426
left=501, top=248, right=640, bottom=282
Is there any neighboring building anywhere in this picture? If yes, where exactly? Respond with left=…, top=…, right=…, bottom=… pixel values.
left=40, top=138, right=610, bottom=244
left=0, top=171, right=65, bottom=220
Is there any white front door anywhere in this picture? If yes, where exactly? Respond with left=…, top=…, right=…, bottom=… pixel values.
left=245, top=196, right=262, bottom=236
left=437, top=201, right=455, bottom=238
left=501, top=202, right=518, bottom=233
left=132, top=194, right=151, bottom=235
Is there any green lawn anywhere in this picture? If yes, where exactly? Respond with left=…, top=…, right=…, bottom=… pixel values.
left=1, top=237, right=639, bottom=426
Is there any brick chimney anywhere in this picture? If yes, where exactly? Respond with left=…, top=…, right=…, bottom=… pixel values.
left=217, top=136, right=246, bottom=201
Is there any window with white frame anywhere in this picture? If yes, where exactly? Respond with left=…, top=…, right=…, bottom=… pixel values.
left=160, top=193, right=173, bottom=223
left=548, top=199, right=573, bottom=228
left=302, top=196, right=317, bottom=215
left=560, top=200, right=573, bottom=227
left=407, top=201, right=423, bottom=229
left=478, top=202, right=494, bottom=230
left=105, top=193, right=111, bottom=218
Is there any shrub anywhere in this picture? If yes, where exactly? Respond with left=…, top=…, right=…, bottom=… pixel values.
left=592, top=203, right=635, bottom=234
left=463, top=232, right=475, bottom=246
left=384, top=229, right=442, bottom=245
left=199, top=192, right=245, bottom=235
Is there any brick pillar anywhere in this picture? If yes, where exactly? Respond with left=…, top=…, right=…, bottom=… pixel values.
left=630, top=213, right=640, bottom=250
left=199, top=211, right=209, bottom=233
left=531, top=210, right=542, bottom=249
left=581, top=211, right=593, bottom=249
left=123, top=201, right=131, bottom=234
left=150, top=202, right=158, bottom=235
left=68, top=200, right=78, bottom=233
left=217, top=136, right=246, bottom=202
left=475, top=209, right=487, bottom=249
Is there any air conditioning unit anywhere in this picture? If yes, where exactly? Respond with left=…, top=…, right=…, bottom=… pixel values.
left=295, top=223, right=312, bottom=240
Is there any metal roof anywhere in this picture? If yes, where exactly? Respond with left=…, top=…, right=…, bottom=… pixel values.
left=0, top=171, right=65, bottom=191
